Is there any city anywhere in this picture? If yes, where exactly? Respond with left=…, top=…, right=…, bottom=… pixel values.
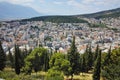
left=0, top=20, right=120, bottom=54
left=0, top=0, right=120, bottom=80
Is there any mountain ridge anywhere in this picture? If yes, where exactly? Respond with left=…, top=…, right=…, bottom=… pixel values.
left=0, top=2, right=41, bottom=20
left=76, top=8, right=120, bottom=19
left=20, top=7, right=120, bottom=23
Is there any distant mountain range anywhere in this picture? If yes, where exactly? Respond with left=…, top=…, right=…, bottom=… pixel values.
left=0, top=2, right=120, bottom=22
left=21, top=8, right=120, bottom=23
left=77, top=8, right=120, bottom=19
left=0, top=2, right=41, bottom=20
left=21, top=16, right=88, bottom=23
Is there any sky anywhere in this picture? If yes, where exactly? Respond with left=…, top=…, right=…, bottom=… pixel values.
left=0, top=0, right=120, bottom=15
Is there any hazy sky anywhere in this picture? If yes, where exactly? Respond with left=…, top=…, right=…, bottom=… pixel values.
left=0, top=0, right=120, bottom=15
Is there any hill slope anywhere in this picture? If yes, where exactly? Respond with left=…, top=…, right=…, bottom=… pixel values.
left=77, top=8, right=120, bottom=19
left=21, top=16, right=88, bottom=23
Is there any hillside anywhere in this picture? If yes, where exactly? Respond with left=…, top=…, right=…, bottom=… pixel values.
left=20, top=7, right=120, bottom=23
left=21, top=16, right=88, bottom=23
left=77, top=8, right=120, bottom=19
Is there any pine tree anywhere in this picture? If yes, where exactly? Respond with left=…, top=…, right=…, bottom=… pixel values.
left=68, top=36, right=80, bottom=79
left=15, top=45, right=21, bottom=75
left=93, top=49, right=101, bottom=80
left=0, top=41, right=6, bottom=71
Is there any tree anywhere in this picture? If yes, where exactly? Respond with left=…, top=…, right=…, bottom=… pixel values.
left=67, top=36, right=80, bottom=79
left=45, top=68, right=64, bottom=80
left=101, top=48, right=120, bottom=80
left=24, top=47, right=49, bottom=74
left=49, top=53, right=71, bottom=76
left=15, top=45, right=21, bottom=75
left=94, top=45, right=99, bottom=62
left=93, top=49, right=101, bottom=80
left=8, top=47, right=14, bottom=68
left=84, top=45, right=89, bottom=72
left=88, top=44, right=93, bottom=70
left=81, top=55, right=86, bottom=74
left=0, top=41, right=6, bottom=71
left=103, top=46, right=111, bottom=66
left=84, top=44, right=93, bottom=72
left=33, top=53, right=41, bottom=73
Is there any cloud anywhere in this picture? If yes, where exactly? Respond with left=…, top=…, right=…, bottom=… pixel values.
left=82, top=0, right=96, bottom=4
left=53, top=1, right=64, bottom=5
left=0, top=0, right=45, bottom=6
left=0, top=0, right=120, bottom=15
left=66, top=0, right=120, bottom=14
left=0, top=0, right=46, bottom=13
left=66, top=0, right=96, bottom=12
left=0, top=0, right=34, bottom=5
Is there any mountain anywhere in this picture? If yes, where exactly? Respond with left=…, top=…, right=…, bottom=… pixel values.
left=76, top=8, right=120, bottom=19
left=0, top=2, right=41, bottom=20
left=21, top=16, right=88, bottom=23
left=21, top=7, right=120, bottom=23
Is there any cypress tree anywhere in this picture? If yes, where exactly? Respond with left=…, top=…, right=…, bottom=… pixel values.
left=68, top=36, right=80, bottom=79
left=88, top=44, right=93, bottom=70
left=34, top=53, right=40, bottom=73
left=103, top=46, right=111, bottom=66
left=84, top=45, right=89, bottom=72
left=94, top=45, right=99, bottom=62
left=43, top=51, right=49, bottom=71
left=15, top=45, right=20, bottom=75
left=8, top=47, right=14, bottom=68
left=93, top=50, right=101, bottom=80
left=84, top=44, right=93, bottom=72
left=0, top=41, right=6, bottom=71
left=81, top=55, right=86, bottom=74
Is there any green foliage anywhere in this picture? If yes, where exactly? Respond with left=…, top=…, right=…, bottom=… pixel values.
left=88, top=45, right=93, bottom=69
left=95, top=12, right=120, bottom=19
left=81, top=54, right=86, bottom=73
left=88, top=23, right=107, bottom=28
left=111, top=28, right=118, bottom=32
left=68, top=36, right=80, bottom=78
left=22, top=16, right=88, bottom=23
left=83, top=45, right=93, bottom=72
left=93, top=50, right=101, bottom=80
left=94, top=45, right=99, bottom=62
left=0, top=41, right=6, bottom=71
left=44, top=36, right=52, bottom=41
left=80, top=8, right=120, bottom=19
left=102, top=48, right=120, bottom=80
left=49, top=53, right=71, bottom=76
left=0, top=69, right=45, bottom=80
left=102, top=63, right=120, bottom=80
left=103, top=46, right=111, bottom=67
left=15, top=45, right=21, bottom=75
left=8, top=47, right=14, bottom=68
left=45, top=68, right=64, bottom=80
left=23, top=47, right=49, bottom=74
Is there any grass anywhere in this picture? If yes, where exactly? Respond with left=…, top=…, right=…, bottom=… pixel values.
left=0, top=68, right=104, bottom=80
left=0, top=68, right=45, bottom=80
left=64, top=73, right=92, bottom=80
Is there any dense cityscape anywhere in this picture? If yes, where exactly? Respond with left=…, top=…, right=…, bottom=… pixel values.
left=0, top=19, right=120, bottom=54
left=0, top=1, right=120, bottom=80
